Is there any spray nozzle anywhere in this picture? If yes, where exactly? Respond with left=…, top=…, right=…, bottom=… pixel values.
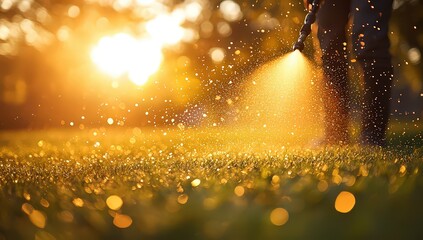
left=293, top=0, right=320, bottom=52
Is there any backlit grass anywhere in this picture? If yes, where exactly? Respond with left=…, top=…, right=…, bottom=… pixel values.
left=0, top=125, right=423, bottom=239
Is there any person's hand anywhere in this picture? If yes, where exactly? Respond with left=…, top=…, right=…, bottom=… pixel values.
left=303, top=0, right=323, bottom=10
left=303, top=0, right=312, bottom=10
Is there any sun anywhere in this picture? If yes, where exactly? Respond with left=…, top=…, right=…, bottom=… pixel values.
left=91, top=33, right=163, bottom=86
left=91, top=12, right=188, bottom=86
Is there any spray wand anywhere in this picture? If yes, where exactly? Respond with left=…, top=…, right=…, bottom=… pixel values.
left=293, top=0, right=321, bottom=52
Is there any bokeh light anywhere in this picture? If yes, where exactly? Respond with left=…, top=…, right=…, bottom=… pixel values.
left=113, top=214, right=133, bottom=228
left=270, top=208, right=289, bottom=226
left=29, top=210, right=46, bottom=229
left=335, top=191, right=356, bottom=213
left=72, top=198, right=84, bottom=207
left=234, top=185, right=245, bottom=197
left=145, top=14, right=185, bottom=45
left=408, top=47, right=421, bottom=64
left=106, top=195, right=124, bottom=210
left=107, top=117, right=114, bottom=125
left=219, top=0, right=243, bottom=22
left=67, top=5, right=80, bottom=18
left=22, top=203, right=34, bottom=215
left=58, top=211, right=74, bottom=223
left=209, top=47, right=225, bottom=63
left=191, top=178, right=201, bottom=187
left=177, top=194, right=189, bottom=205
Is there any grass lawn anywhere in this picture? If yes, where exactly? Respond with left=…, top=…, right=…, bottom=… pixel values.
left=0, top=122, right=422, bottom=240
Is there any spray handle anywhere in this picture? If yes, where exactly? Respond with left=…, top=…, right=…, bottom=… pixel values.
left=293, top=0, right=321, bottom=51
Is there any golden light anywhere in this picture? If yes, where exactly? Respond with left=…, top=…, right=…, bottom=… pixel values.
left=177, top=194, right=189, bottom=204
left=270, top=208, right=289, bottom=226
left=18, top=0, right=31, bottom=12
left=91, top=33, right=163, bottom=86
left=191, top=178, right=201, bottom=187
left=90, top=2, right=199, bottom=86
left=56, top=26, right=71, bottom=42
left=234, top=185, right=245, bottom=197
left=239, top=50, right=323, bottom=145
left=72, top=198, right=84, bottom=207
left=106, top=195, right=124, bottom=210
left=220, top=0, right=243, bottom=22
left=113, top=0, right=132, bottom=11
left=0, top=25, right=10, bottom=40
left=335, top=191, right=356, bottom=213
left=135, top=0, right=155, bottom=5
left=67, top=5, right=80, bottom=18
left=1, top=0, right=13, bottom=11
left=217, top=22, right=232, bottom=37
left=209, top=47, right=225, bottom=63
left=408, top=47, right=421, bottom=64
left=317, top=180, right=329, bottom=192
left=184, top=1, right=203, bottom=22
left=22, top=203, right=34, bottom=215
left=145, top=14, right=185, bottom=46
left=58, top=210, right=74, bottom=223
left=29, top=210, right=46, bottom=229
left=113, top=214, right=133, bottom=228
left=107, top=117, right=114, bottom=125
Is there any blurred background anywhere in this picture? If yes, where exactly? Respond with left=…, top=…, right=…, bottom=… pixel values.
left=0, top=0, right=421, bottom=129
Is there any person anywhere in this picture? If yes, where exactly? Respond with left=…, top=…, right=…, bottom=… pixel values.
left=308, top=0, right=394, bottom=146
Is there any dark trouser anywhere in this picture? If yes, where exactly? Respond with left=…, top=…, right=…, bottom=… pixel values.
left=317, top=0, right=394, bottom=146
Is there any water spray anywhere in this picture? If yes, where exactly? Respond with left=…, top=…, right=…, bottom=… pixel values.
left=293, top=0, right=320, bottom=52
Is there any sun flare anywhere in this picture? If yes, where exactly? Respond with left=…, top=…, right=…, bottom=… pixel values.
left=145, top=14, right=186, bottom=46
left=91, top=33, right=162, bottom=86
left=91, top=12, right=189, bottom=86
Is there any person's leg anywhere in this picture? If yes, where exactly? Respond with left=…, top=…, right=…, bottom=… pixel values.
left=351, top=0, right=394, bottom=146
left=317, top=0, right=352, bottom=144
